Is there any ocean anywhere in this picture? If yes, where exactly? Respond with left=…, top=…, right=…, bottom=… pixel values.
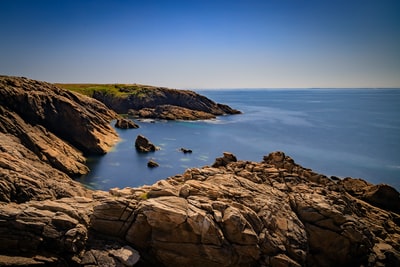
left=77, top=89, right=400, bottom=191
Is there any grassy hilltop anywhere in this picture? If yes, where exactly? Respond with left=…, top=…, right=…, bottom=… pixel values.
left=55, top=83, right=157, bottom=99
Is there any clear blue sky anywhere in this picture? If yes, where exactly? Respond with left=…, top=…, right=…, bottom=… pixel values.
left=1, top=0, right=399, bottom=88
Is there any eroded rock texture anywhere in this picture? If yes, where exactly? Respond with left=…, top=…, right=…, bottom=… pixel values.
left=2, top=148, right=400, bottom=266
left=88, top=152, right=400, bottom=267
left=0, top=76, right=119, bottom=203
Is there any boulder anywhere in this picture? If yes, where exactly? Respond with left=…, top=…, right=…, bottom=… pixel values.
left=147, top=160, right=159, bottom=168
left=212, top=152, right=237, bottom=167
left=115, top=118, right=139, bottom=129
left=135, top=135, right=157, bottom=152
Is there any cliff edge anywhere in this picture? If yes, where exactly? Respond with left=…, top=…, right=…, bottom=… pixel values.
left=0, top=76, right=119, bottom=202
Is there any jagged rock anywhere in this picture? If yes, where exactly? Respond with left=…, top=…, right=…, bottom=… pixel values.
left=135, top=135, right=157, bottom=152
left=109, top=246, right=140, bottom=266
left=88, top=152, right=400, bottom=266
left=0, top=76, right=118, bottom=155
left=0, top=76, right=119, bottom=204
left=2, top=151, right=400, bottom=266
left=0, top=122, right=91, bottom=203
left=115, top=118, right=139, bottom=129
left=212, top=152, right=237, bottom=167
left=147, top=160, right=159, bottom=168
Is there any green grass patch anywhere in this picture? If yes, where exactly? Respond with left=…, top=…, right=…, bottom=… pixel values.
left=56, top=83, right=156, bottom=98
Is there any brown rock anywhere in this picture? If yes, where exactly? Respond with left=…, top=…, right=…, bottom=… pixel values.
left=131, top=105, right=216, bottom=120
left=0, top=76, right=118, bottom=155
left=135, top=135, right=157, bottom=152
left=212, top=152, right=237, bottom=167
left=115, top=118, right=139, bottom=129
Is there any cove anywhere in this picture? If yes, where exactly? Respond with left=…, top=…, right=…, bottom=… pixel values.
left=77, top=89, right=400, bottom=190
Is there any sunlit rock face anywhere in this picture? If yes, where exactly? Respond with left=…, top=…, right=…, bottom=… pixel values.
left=0, top=76, right=119, bottom=155
left=0, top=76, right=119, bottom=203
left=90, top=151, right=399, bottom=267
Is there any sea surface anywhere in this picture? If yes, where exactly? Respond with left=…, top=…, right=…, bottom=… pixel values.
left=77, top=89, right=400, bottom=191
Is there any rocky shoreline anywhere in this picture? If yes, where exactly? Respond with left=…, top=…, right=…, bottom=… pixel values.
left=0, top=76, right=399, bottom=266
left=57, top=83, right=241, bottom=120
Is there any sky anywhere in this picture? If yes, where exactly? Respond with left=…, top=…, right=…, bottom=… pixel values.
left=0, top=0, right=399, bottom=89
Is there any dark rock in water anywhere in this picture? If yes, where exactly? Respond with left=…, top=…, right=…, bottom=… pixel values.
left=115, top=118, right=139, bottom=129
left=135, top=135, right=157, bottom=152
left=212, top=152, right=237, bottom=167
left=147, top=160, right=159, bottom=168
left=180, top=148, right=192, bottom=154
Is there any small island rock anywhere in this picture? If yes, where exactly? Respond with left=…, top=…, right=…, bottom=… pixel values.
left=135, top=135, right=157, bottom=152
left=180, top=148, right=192, bottom=154
left=115, top=118, right=139, bottom=129
left=147, top=159, right=159, bottom=168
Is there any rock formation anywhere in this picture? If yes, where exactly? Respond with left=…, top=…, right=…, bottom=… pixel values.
left=2, top=150, right=399, bottom=266
left=1, top=76, right=399, bottom=267
left=90, top=85, right=241, bottom=119
left=129, top=104, right=218, bottom=120
left=0, top=76, right=118, bottom=155
left=212, top=151, right=238, bottom=167
left=0, top=76, right=119, bottom=204
left=135, top=135, right=157, bottom=152
left=147, top=159, right=159, bottom=168
left=115, top=118, right=139, bottom=129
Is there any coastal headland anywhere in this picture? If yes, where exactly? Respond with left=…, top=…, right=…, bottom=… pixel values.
left=56, top=83, right=241, bottom=120
left=0, top=76, right=399, bottom=266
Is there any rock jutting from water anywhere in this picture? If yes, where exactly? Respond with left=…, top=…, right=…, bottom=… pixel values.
left=114, top=118, right=139, bottom=129
left=134, top=134, right=158, bottom=152
left=0, top=76, right=399, bottom=266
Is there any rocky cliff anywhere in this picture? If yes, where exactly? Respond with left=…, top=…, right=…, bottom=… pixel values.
left=0, top=76, right=119, bottom=203
left=62, top=84, right=242, bottom=119
left=1, top=76, right=399, bottom=267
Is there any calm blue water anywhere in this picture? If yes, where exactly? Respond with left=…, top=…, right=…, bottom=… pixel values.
left=77, top=89, right=400, bottom=190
